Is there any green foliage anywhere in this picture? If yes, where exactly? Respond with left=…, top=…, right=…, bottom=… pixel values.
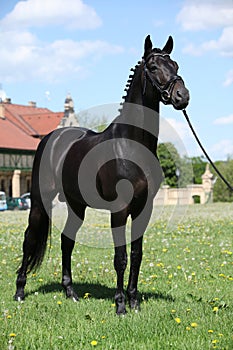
left=157, top=143, right=193, bottom=188
left=213, top=159, right=233, bottom=202
left=0, top=206, right=232, bottom=350
left=77, top=111, right=108, bottom=132
left=179, top=156, right=194, bottom=188
left=157, top=142, right=181, bottom=187
left=190, top=156, right=207, bottom=184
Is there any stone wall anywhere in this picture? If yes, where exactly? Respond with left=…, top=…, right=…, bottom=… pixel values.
left=154, top=164, right=214, bottom=205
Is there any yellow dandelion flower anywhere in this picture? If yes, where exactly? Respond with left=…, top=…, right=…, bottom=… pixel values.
left=212, top=340, right=219, bottom=344
left=174, top=317, right=181, bottom=324
left=57, top=301, right=62, bottom=305
left=218, top=273, right=225, bottom=277
left=91, top=340, right=98, bottom=346
left=84, top=292, right=91, bottom=299
left=9, top=333, right=16, bottom=337
left=101, top=336, right=106, bottom=339
left=171, top=309, right=176, bottom=314
left=208, top=329, right=214, bottom=333
left=186, top=327, right=191, bottom=331
left=213, top=306, right=218, bottom=313
left=191, top=322, right=198, bottom=328
left=7, top=315, right=12, bottom=319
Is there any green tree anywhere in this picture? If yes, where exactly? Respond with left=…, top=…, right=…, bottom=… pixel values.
left=157, top=143, right=193, bottom=188
left=179, top=156, right=194, bottom=187
left=191, top=156, right=207, bottom=184
left=157, top=142, right=181, bottom=187
left=213, top=158, right=233, bottom=202
left=76, top=110, right=108, bottom=131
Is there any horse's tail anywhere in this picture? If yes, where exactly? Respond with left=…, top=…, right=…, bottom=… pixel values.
left=22, top=201, right=52, bottom=273
left=24, top=131, right=55, bottom=273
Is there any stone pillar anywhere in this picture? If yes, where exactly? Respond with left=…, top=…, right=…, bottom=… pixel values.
left=162, top=185, right=170, bottom=205
left=12, top=170, right=21, bottom=197
left=201, top=164, right=214, bottom=203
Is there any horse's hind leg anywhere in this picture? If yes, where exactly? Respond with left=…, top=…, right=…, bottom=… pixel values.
left=61, top=205, right=86, bottom=301
left=14, top=226, right=31, bottom=301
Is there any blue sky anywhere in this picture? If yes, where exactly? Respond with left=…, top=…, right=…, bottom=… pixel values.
left=0, top=0, right=232, bottom=160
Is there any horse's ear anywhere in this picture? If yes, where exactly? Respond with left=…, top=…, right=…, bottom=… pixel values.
left=144, top=35, right=152, bottom=57
left=162, top=36, right=173, bottom=54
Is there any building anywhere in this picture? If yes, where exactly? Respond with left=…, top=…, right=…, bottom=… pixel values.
left=0, top=95, right=78, bottom=197
left=154, top=164, right=214, bottom=205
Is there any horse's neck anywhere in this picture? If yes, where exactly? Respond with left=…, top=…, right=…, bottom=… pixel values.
left=116, top=63, right=159, bottom=152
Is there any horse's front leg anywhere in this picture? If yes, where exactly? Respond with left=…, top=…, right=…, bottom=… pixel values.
left=61, top=205, right=85, bottom=301
left=111, top=210, right=128, bottom=315
left=127, top=236, right=143, bottom=311
left=127, top=199, right=153, bottom=311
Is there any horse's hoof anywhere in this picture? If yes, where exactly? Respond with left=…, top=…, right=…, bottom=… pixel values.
left=116, top=304, right=127, bottom=316
left=66, top=293, right=79, bottom=302
left=14, top=294, right=24, bottom=302
left=65, top=287, right=79, bottom=302
left=72, top=296, right=78, bottom=302
left=129, top=299, right=140, bottom=312
left=116, top=309, right=127, bottom=316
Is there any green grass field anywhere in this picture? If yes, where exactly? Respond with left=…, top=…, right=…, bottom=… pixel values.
left=0, top=203, right=232, bottom=349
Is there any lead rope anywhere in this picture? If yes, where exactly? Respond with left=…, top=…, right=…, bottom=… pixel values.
left=182, top=109, right=233, bottom=192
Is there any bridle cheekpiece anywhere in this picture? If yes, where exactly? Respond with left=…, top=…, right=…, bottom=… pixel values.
left=143, top=52, right=183, bottom=104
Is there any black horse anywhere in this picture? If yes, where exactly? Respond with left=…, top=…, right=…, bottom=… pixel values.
left=15, top=35, right=189, bottom=314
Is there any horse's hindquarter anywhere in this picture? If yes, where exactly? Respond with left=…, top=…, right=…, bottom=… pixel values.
left=33, top=127, right=87, bottom=201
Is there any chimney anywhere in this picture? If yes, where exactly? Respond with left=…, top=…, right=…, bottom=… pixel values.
left=0, top=103, right=5, bottom=119
left=28, top=101, right=36, bottom=107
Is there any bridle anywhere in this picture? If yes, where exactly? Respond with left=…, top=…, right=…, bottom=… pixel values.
left=142, top=52, right=183, bottom=104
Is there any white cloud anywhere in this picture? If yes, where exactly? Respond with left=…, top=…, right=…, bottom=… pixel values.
left=0, top=0, right=123, bottom=83
left=223, top=69, right=233, bottom=86
left=0, top=30, right=123, bottom=83
left=183, top=26, right=233, bottom=57
left=214, top=114, right=233, bottom=125
left=178, top=1, right=233, bottom=57
left=211, top=139, right=233, bottom=159
left=0, top=0, right=102, bottom=30
left=177, top=0, right=233, bottom=31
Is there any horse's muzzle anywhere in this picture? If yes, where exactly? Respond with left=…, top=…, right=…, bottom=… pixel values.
left=172, top=85, right=190, bottom=110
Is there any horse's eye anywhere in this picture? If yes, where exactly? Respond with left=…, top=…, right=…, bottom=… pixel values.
left=150, top=65, right=157, bottom=72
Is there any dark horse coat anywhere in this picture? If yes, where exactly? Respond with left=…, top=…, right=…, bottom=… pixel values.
left=15, top=35, right=189, bottom=314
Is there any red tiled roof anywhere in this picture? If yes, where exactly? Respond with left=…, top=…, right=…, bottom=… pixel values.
left=0, top=118, right=40, bottom=150
left=22, top=112, right=63, bottom=136
left=0, top=102, right=64, bottom=151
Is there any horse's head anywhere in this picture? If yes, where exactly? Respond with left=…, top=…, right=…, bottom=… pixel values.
left=143, top=35, right=190, bottom=110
